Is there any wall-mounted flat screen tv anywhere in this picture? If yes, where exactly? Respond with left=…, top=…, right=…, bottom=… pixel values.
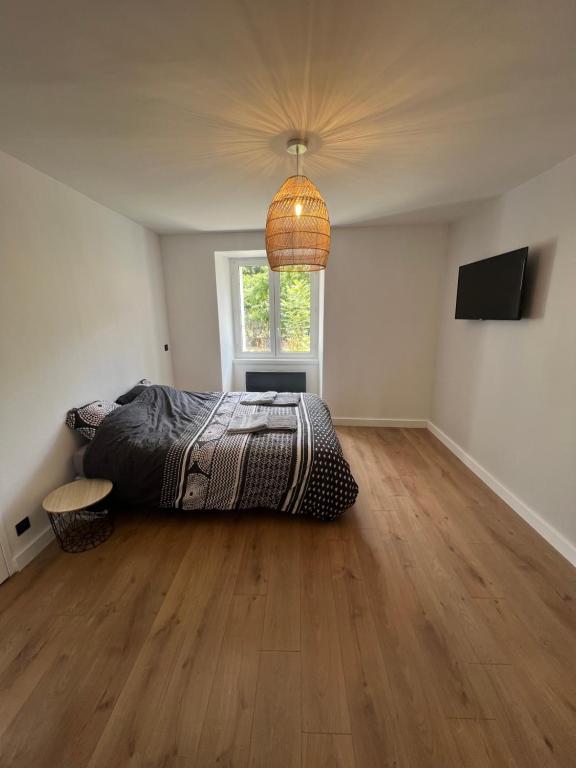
left=455, top=247, right=528, bottom=320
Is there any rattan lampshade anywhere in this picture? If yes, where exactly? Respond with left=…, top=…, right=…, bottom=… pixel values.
left=265, top=174, right=330, bottom=271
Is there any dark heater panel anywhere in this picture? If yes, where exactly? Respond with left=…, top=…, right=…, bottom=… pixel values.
left=455, top=247, right=528, bottom=320
left=246, top=371, right=306, bottom=392
left=15, top=516, right=31, bottom=536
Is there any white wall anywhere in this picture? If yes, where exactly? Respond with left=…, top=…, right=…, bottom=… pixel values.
left=322, top=226, right=447, bottom=423
left=161, top=225, right=447, bottom=422
left=432, top=155, right=576, bottom=561
left=162, top=232, right=263, bottom=391
left=0, top=150, right=173, bottom=571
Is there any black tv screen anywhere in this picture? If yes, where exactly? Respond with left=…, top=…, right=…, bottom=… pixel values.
left=455, top=247, right=528, bottom=320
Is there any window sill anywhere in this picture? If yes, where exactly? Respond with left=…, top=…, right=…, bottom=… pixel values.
left=233, top=358, right=319, bottom=366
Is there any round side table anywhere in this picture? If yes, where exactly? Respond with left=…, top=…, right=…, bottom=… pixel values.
left=43, top=478, right=114, bottom=553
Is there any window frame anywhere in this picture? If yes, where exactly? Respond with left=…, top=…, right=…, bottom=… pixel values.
left=230, top=256, right=319, bottom=360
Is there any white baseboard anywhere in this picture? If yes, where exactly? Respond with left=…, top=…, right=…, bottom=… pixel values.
left=332, top=417, right=427, bottom=428
left=12, top=525, right=54, bottom=572
left=427, top=421, right=576, bottom=568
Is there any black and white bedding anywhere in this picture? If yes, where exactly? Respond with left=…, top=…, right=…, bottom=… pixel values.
left=84, top=385, right=358, bottom=520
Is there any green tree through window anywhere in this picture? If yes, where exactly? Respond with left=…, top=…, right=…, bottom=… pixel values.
left=238, top=263, right=313, bottom=354
left=240, top=265, right=270, bottom=352
left=279, top=271, right=311, bottom=352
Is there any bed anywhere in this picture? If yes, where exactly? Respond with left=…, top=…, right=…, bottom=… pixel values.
left=83, top=385, right=358, bottom=520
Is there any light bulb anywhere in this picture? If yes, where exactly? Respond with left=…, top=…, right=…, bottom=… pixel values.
left=294, top=202, right=303, bottom=216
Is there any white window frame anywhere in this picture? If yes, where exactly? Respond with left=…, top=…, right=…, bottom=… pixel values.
left=230, top=255, right=319, bottom=360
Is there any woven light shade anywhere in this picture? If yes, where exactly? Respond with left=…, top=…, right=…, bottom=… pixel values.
left=265, top=174, right=330, bottom=271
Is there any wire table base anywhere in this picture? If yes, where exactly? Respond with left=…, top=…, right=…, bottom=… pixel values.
left=48, top=508, right=114, bottom=553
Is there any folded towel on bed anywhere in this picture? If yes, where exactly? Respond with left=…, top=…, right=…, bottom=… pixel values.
left=240, top=391, right=277, bottom=405
left=267, top=413, right=298, bottom=430
left=227, top=413, right=298, bottom=434
left=240, top=392, right=300, bottom=407
left=268, top=393, right=300, bottom=407
left=228, top=414, right=268, bottom=433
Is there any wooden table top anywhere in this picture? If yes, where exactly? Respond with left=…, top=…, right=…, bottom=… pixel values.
left=42, top=478, right=113, bottom=514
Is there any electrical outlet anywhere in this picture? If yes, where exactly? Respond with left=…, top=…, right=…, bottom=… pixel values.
left=15, top=517, right=31, bottom=536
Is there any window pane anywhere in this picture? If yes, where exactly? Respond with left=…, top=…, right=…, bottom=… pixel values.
left=239, top=265, right=271, bottom=353
left=279, top=271, right=312, bottom=353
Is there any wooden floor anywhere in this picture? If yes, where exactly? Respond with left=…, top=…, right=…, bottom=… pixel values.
left=1, top=427, right=575, bottom=767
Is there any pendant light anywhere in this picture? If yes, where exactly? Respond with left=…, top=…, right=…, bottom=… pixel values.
left=265, top=138, right=330, bottom=271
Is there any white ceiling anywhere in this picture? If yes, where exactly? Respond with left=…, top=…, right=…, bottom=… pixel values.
left=1, top=0, right=576, bottom=232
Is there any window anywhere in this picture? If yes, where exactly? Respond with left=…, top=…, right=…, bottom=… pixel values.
left=230, top=257, right=319, bottom=359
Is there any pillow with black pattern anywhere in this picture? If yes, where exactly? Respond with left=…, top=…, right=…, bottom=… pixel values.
left=65, top=400, right=120, bottom=440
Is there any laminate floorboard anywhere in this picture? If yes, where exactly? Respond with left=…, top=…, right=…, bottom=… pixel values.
left=1, top=428, right=575, bottom=767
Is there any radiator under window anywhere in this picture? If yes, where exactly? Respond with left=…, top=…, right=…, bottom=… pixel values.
left=245, top=371, right=306, bottom=392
